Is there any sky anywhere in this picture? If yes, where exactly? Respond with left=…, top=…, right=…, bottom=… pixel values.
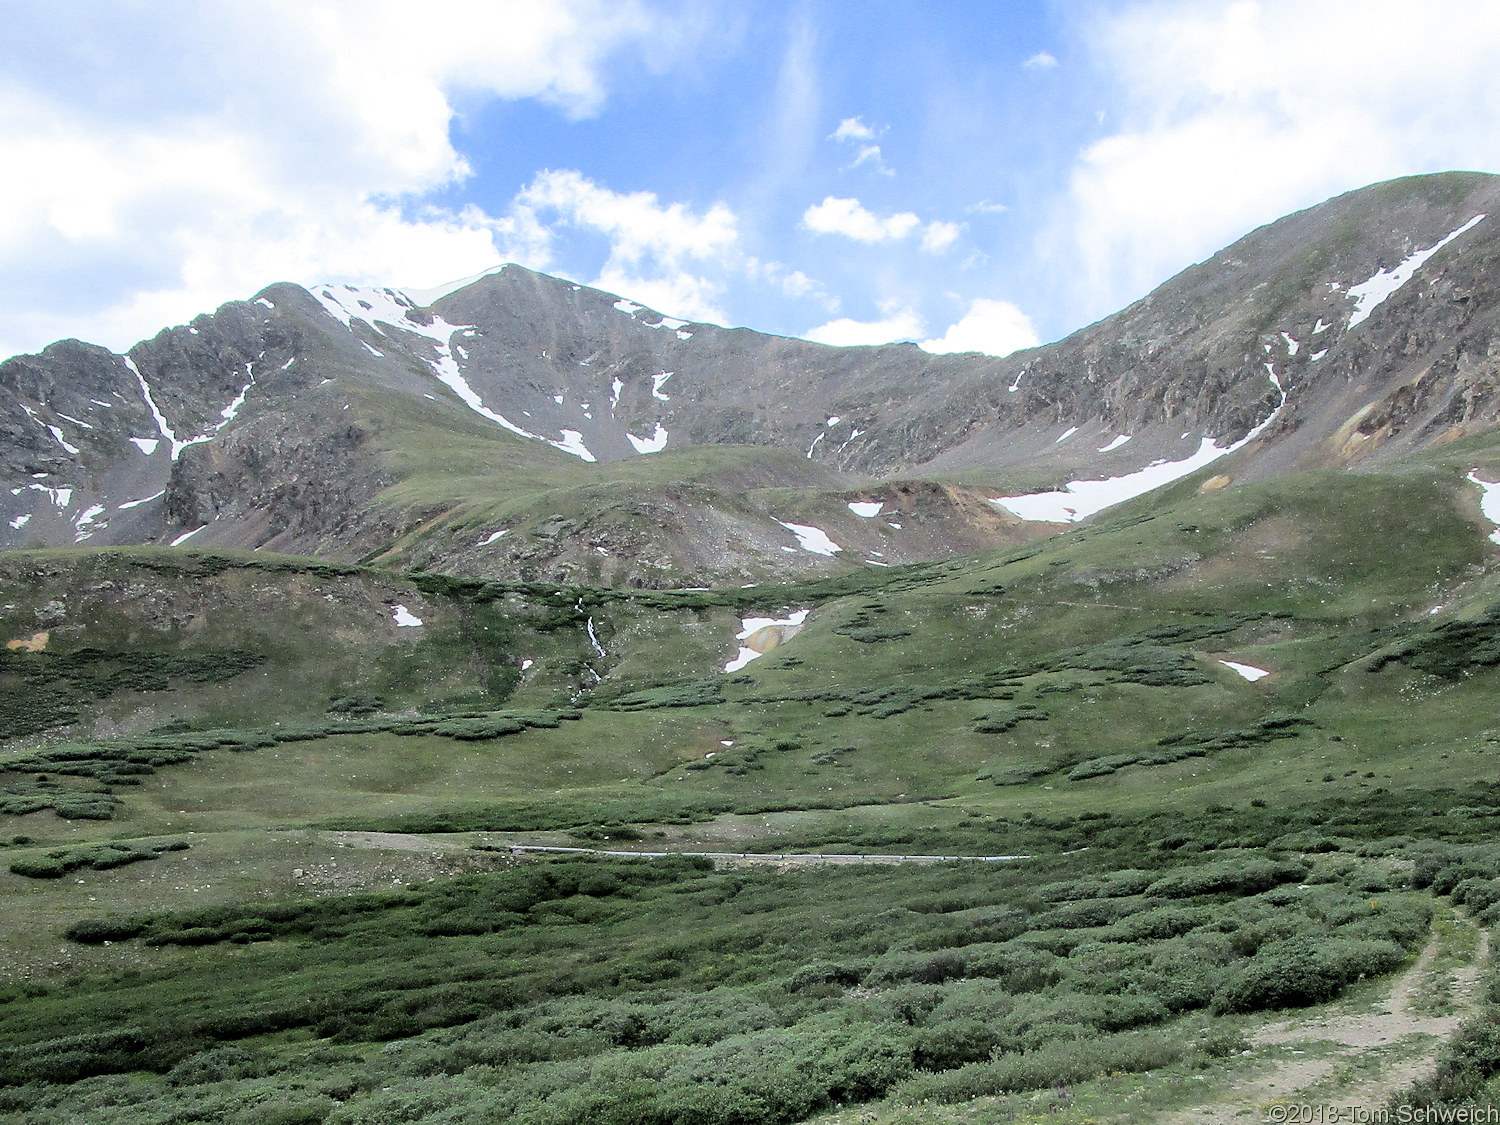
left=2, top=0, right=1500, bottom=361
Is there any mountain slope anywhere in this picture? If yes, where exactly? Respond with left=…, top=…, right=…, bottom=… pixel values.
left=2, top=172, right=1498, bottom=586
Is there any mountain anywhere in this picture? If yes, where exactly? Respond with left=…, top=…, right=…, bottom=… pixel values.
left=3, top=171, right=1498, bottom=587
left=7, top=172, right=1500, bottom=1121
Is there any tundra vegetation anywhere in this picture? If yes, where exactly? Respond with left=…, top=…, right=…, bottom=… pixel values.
left=5, top=457, right=1500, bottom=1120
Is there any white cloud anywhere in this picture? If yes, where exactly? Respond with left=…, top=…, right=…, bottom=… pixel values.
left=0, top=1, right=671, bottom=357
left=514, top=170, right=738, bottom=272
left=779, top=270, right=824, bottom=299
left=744, top=258, right=839, bottom=311
left=804, top=306, right=925, bottom=347
left=832, top=117, right=878, bottom=142
left=503, top=169, right=739, bottom=322
left=920, top=299, right=1039, bottom=357
left=802, top=197, right=961, bottom=256
left=1054, top=0, right=1500, bottom=325
left=1022, top=51, right=1059, bottom=69
left=829, top=115, right=892, bottom=174
left=849, top=144, right=892, bottom=174
left=803, top=196, right=921, bottom=243
left=920, top=221, right=963, bottom=254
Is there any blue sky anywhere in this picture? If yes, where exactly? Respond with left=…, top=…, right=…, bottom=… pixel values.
left=2, top=0, right=1499, bottom=359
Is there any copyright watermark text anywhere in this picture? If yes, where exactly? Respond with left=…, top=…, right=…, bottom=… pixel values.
left=1265, top=1107, right=1500, bottom=1123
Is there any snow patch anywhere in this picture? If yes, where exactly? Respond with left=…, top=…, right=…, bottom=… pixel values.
left=391, top=605, right=423, bottom=627
left=73, top=503, right=106, bottom=541
left=118, top=490, right=165, bottom=510
left=8, top=514, right=28, bottom=530
left=1219, top=660, right=1270, bottom=682
left=1467, top=472, right=1500, bottom=544
left=46, top=426, right=80, bottom=456
left=126, top=357, right=197, bottom=460
left=1097, top=434, right=1132, bottom=453
left=255, top=297, right=275, bottom=310
left=777, top=520, right=841, bottom=555
left=827, top=416, right=842, bottom=427
left=553, top=393, right=564, bottom=405
left=521, top=658, right=534, bottom=671
left=1055, top=426, right=1079, bottom=444
left=312, top=283, right=419, bottom=333
left=217, top=367, right=255, bottom=427
left=56, top=413, right=93, bottom=430
left=992, top=367, right=1287, bottom=523
left=1281, top=332, right=1299, bottom=355
left=552, top=429, right=596, bottom=462
left=478, top=529, right=508, bottom=546
left=675, top=330, right=693, bottom=340
left=610, top=378, right=624, bottom=410
left=129, top=436, right=161, bottom=455
left=627, top=423, right=669, bottom=454
left=1310, top=349, right=1328, bottom=361
left=362, top=342, right=384, bottom=357
left=848, top=501, right=883, bottom=517
left=281, top=357, right=295, bottom=369
left=651, top=372, right=673, bottom=401
left=614, top=299, right=644, bottom=315
left=1347, top=215, right=1486, bottom=329
left=723, top=609, right=810, bottom=672
left=586, top=615, right=607, bottom=659
left=1008, top=369, right=1025, bottom=393
left=90, top=399, right=114, bottom=408
left=806, top=431, right=826, bottom=458
left=29, top=484, right=71, bottom=509
left=646, top=315, right=687, bottom=331
left=171, top=526, right=205, bottom=546
left=1313, top=318, right=1331, bottom=334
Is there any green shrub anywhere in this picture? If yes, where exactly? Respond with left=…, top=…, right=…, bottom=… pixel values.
left=893, top=1028, right=1186, bottom=1103
left=913, top=1019, right=1000, bottom=1070
left=66, top=917, right=148, bottom=944
left=1213, top=936, right=1406, bottom=1012
left=1147, top=858, right=1305, bottom=899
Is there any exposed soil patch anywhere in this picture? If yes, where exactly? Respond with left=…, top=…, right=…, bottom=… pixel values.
left=1161, top=924, right=1490, bottom=1123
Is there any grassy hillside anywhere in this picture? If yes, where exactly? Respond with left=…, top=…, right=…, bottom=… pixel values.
left=6, top=458, right=1500, bottom=1120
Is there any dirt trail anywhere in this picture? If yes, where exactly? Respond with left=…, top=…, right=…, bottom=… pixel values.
left=1163, top=926, right=1489, bottom=1124
left=308, top=832, right=1028, bottom=866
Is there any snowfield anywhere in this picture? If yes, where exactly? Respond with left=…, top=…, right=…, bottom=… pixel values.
left=777, top=520, right=842, bottom=555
